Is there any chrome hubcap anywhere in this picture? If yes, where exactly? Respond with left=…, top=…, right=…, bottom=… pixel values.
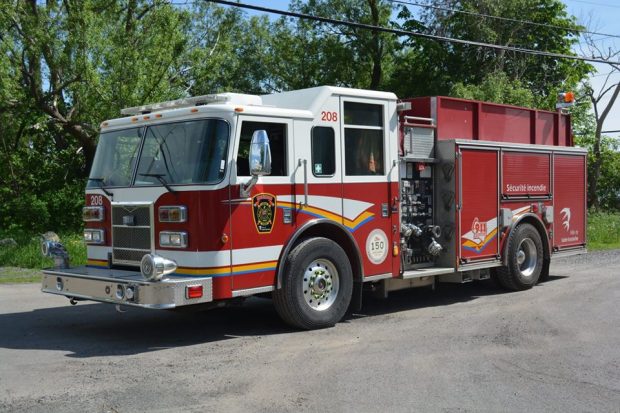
left=517, top=238, right=537, bottom=278
left=303, top=259, right=339, bottom=311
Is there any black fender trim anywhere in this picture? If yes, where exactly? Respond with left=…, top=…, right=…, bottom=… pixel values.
left=275, top=219, right=364, bottom=290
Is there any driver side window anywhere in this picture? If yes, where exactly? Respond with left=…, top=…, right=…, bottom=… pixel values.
left=237, top=121, right=287, bottom=176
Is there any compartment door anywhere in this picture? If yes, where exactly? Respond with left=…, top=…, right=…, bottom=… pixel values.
left=553, top=154, right=586, bottom=249
left=458, top=148, right=499, bottom=262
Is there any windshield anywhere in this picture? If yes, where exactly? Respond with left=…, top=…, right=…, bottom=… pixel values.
left=88, top=127, right=142, bottom=188
left=87, top=119, right=230, bottom=188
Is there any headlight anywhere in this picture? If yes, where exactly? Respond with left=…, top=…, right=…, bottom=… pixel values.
left=159, top=231, right=188, bottom=248
left=159, top=206, right=187, bottom=222
left=84, top=229, right=105, bottom=244
left=83, top=206, right=104, bottom=222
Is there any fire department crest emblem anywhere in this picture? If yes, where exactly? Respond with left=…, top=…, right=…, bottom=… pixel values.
left=252, top=193, right=277, bottom=234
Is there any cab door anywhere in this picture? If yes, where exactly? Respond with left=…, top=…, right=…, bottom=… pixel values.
left=228, top=116, right=294, bottom=292
left=340, top=98, right=395, bottom=278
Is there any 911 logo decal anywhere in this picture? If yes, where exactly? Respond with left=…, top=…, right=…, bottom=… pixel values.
left=471, top=217, right=487, bottom=242
left=253, top=193, right=277, bottom=234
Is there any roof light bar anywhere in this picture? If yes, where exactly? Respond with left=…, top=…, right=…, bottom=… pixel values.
left=120, top=94, right=231, bottom=116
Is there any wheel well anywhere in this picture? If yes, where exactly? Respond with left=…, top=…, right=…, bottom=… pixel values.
left=509, top=214, right=551, bottom=260
left=276, top=221, right=363, bottom=289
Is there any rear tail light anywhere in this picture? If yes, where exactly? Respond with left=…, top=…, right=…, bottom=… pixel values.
left=186, top=285, right=203, bottom=299
left=83, top=206, right=104, bottom=222
left=159, top=206, right=187, bottom=222
left=84, top=229, right=105, bottom=244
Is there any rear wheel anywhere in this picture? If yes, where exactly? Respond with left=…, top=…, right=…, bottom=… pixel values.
left=273, top=237, right=353, bottom=329
left=496, top=223, right=543, bottom=291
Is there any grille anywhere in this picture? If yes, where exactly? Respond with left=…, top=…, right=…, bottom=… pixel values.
left=112, top=204, right=152, bottom=266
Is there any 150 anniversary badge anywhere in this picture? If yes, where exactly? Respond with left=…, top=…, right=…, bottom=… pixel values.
left=252, top=193, right=277, bottom=234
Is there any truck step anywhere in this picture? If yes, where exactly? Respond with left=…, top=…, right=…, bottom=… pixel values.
left=399, top=267, right=454, bottom=279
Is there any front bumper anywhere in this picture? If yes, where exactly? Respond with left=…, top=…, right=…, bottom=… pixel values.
left=42, top=266, right=213, bottom=309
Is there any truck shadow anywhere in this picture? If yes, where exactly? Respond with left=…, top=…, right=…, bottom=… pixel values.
left=0, top=275, right=567, bottom=358
left=351, top=275, right=567, bottom=319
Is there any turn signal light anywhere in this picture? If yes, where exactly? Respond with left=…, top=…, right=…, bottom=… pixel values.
left=186, top=285, right=203, bottom=299
left=556, top=91, right=576, bottom=109
left=159, top=206, right=187, bottom=222
left=562, top=91, right=575, bottom=103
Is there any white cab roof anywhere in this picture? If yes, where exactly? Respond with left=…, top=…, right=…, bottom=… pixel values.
left=103, top=86, right=397, bottom=130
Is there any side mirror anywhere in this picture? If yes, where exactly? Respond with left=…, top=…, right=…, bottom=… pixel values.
left=249, top=130, right=271, bottom=176
left=241, top=130, right=271, bottom=197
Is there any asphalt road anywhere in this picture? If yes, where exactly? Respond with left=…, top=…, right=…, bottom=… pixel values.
left=0, top=250, right=619, bottom=413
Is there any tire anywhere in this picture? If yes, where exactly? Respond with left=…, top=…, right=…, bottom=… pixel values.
left=495, top=223, right=543, bottom=291
left=273, top=237, right=353, bottom=329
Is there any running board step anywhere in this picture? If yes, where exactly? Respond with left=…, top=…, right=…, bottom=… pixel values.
left=400, top=267, right=455, bottom=279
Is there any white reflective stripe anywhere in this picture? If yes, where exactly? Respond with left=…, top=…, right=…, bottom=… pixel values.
left=155, top=245, right=283, bottom=267
left=277, top=195, right=372, bottom=221
left=342, top=198, right=374, bottom=220
left=88, top=245, right=281, bottom=268
left=232, top=245, right=282, bottom=265
left=155, top=250, right=228, bottom=267
left=87, top=246, right=109, bottom=260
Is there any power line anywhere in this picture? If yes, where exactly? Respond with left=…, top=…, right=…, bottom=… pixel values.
left=390, top=0, right=620, bottom=40
left=205, top=0, right=620, bottom=65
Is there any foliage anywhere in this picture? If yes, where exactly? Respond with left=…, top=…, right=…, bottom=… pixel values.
left=274, top=0, right=397, bottom=90
left=451, top=71, right=537, bottom=107
left=0, top=0, right=616, bottom=243
left=587, top=212, right=620, bottom=250
left=570, top=86, right=620, bottom=210
left=574, top=133, right=620, bottom=210
left=0, top=233, right=87, bottom=271
left=391, top=0, right=591, bottom=104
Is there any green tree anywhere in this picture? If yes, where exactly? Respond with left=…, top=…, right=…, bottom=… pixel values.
left=451, top=71, right=536, bottom=107
left=572, top=87, right=620, bottom=210
left=183, top=3, right=275, bottom=95
left=271, top=0, right=397, bottom=90
left=392, top=0, right=591, bottom=104
left=0, top=0, right=192, bottom=236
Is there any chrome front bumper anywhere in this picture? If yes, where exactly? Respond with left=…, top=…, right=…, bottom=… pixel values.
left=41, top=266, right=213, bottom=309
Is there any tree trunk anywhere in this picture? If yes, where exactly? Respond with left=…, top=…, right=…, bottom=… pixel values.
left=368, top=0, right=382, bottom=89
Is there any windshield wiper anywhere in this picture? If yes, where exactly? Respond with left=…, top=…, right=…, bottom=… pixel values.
left=88, top=178, right=114, bottom=198
left=138, top=173, right=176, bottom=193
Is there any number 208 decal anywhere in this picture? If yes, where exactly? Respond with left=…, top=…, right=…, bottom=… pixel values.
left=321, top=111, right=338, bottom=122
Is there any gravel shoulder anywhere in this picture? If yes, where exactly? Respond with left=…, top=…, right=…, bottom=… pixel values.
left=0, top=250, right=619, bottom=412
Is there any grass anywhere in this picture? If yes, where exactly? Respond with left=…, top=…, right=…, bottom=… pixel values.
left=587, top=211, right=620, bottom=251
left=0, top=212, right=618, bottom=284
left=0, top=233, right=86, bottom=284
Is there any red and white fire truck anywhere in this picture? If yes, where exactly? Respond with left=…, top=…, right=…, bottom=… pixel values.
left=41, top=86, right=587, bottom=329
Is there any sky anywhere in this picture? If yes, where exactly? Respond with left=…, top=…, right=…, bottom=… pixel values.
left=241, top=0, right=620, bottom=138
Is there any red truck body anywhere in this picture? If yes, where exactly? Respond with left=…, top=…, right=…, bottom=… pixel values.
left=42, top=87, right=587, bottom=329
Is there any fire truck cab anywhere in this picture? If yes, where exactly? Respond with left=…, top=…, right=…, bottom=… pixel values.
left=41, top=86, right=587, bottom=329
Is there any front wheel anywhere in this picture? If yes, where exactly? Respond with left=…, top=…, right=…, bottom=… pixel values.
left=273, top=237, right=353, bottom=329
left=495, top=223, right=544, bottom=291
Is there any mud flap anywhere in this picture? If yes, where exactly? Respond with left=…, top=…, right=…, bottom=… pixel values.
left=349, top=281, right=363, bottom=312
